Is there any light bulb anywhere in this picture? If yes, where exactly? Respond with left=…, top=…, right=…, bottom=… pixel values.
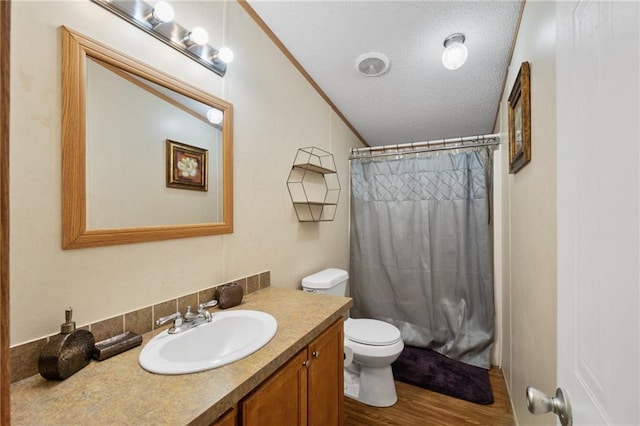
left=442, top=43, right=468, bottom=70
left=217, top=47, right=234, bottom=64
left=188, top=27, right=209, bottom=46
left=206, top=108, right=223, bottom=124
left=442, top=33, right=468, bottom=70
left=151, top=1, right=174, bottom=24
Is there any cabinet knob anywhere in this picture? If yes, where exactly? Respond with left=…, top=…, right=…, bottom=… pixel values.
left=312, top=350, right=320, bottom=359
left=303, top=360, right=310, bottom=368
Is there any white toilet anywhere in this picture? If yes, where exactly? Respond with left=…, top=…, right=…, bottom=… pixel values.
left=302, top=268, right=404, bottom=407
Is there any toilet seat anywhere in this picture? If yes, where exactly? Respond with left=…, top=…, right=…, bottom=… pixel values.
left=344, top=318, right=401, bottom=346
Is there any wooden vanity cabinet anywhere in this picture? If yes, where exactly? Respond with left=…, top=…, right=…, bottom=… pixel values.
left=241, top=350, right=308, bottom=425
left=240, top=318, right=344, bottom=426
left=307, top=318, right=344, bottom=426
left=210, top=407, right=237, bottom=426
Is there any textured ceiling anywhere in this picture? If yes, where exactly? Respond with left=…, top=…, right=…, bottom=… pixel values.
left=246, top=1, right=522, bottom=147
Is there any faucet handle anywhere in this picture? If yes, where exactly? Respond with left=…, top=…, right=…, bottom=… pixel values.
left=156, top=311, right=183, bottom=326
left=199, top=299, right=218, bottom=309
left=198, top=300, right=217, bottom=320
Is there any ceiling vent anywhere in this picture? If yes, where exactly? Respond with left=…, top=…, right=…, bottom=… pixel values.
left=355, top=52, right=390, bottom=77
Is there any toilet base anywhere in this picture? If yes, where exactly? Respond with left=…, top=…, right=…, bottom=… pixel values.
left=343, top=363, right=398, bottom=407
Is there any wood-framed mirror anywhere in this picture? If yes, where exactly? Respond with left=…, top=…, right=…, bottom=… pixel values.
left=61, top=26, right=233, bottom=249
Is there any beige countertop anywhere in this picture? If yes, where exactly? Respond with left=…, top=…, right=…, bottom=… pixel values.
left=11, top=287, right=352, bottom=425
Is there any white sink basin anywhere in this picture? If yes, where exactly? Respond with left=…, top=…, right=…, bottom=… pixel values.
left=139, top=310, right=278, bottom=375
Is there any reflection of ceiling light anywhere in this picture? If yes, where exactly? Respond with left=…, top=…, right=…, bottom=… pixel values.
left=146, top=1, right=174, bottom=27
left=355, top=52, right=390, bottom=77
left=442, top=33, right=468, bottom=70
left=184, top=27, right=209, bottom=46
left=206, top=108, right=223, bottom=124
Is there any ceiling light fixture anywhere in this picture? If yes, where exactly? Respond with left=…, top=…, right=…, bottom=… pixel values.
left=355, top=52, right=390, bottom=77
left=442, top=33, right=468, bottom=70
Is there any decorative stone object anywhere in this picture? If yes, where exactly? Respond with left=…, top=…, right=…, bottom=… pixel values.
left=93, top=331, right=142, bottom=361
left=216, top=282, right=244, bottom=309
left=38, top=308, right=95, bottom=380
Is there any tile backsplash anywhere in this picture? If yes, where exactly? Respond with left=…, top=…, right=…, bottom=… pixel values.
left=10, top=271, right=271, bottom=383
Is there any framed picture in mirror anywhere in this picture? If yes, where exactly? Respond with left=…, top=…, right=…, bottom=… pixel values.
left=508, top=61, right=531, bottom=174
left=166, top=140, right=208, bottom=191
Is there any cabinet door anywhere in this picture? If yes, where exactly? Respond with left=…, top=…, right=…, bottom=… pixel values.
left=307, top=319, right=344, bottom=426
left=241, top=350, right=308, bottom=426
left=210, top=406, right=237, bottom=426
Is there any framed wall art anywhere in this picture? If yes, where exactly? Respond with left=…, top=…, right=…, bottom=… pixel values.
left=508, top=61, right=531, bottom=174
left=166, top=139, right=208, bottom=191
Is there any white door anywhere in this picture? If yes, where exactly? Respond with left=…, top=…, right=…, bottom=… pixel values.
left=556, top=1, right=639, bottom=425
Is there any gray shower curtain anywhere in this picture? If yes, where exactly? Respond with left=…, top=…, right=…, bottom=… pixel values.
left=349, top=148, right=494, bottom=368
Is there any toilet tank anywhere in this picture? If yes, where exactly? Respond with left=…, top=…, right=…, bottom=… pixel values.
left=301, top=268, right=348, bottom=296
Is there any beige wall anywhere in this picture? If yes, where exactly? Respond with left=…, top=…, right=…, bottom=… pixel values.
left=498, top=2, right=557, bottom=424
left=9, top=0, right=361, bottom=345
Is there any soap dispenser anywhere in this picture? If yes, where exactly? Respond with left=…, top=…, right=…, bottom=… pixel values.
left=38, top=307, right=95, bottom=380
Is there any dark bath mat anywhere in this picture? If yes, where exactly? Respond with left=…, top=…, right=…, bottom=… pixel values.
left=391, top=345, right=494, bottom=404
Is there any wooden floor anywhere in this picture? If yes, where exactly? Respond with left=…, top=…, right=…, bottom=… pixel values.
left=344, top=367, right=514, bottom=426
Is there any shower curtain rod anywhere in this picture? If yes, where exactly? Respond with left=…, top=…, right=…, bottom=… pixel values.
left=350, top=132, right=500, bottom=159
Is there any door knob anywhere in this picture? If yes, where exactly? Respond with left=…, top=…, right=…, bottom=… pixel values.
left=312, top=350, right=320, bottom=359
left=526, top=386, right=572, bottom=426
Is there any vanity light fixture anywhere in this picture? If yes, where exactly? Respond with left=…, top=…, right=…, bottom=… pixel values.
left=442, top=33, right=468, bottom=70
left=215, top=47, right=234, bottom=64
left=91, top=0, right=232, bottom=77
left=145, top=1, right=174, bottom=27
left=183, top=27, right=209, bottom=47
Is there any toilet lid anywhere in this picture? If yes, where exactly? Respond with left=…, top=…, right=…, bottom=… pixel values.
left=344, top=318, right=402, bottom=346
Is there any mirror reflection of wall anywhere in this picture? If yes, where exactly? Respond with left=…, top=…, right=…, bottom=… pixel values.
left=85, top=57, right=224, bottom=228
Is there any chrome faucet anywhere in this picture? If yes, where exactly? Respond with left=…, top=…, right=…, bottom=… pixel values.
left=155, top=299, right=219, bottom=334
